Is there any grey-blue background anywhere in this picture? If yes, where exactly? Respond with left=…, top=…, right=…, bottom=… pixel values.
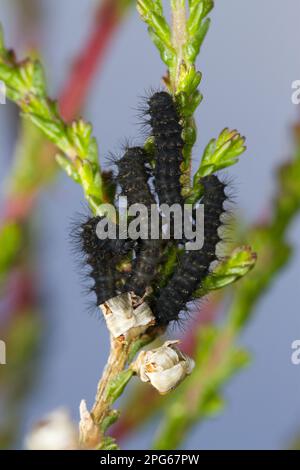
left=0, top=0, right=300, bottom=450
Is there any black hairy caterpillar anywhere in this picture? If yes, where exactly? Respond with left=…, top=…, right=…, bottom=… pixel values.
left=116, top=146, right=164, bottom=297
left=125, top=238, right=163, bottom=297
left=79, top=216, right=133, bottom=306
left=151, top=175, right=228, bottom=325
left=81, top=216, right=137, bottom=258
left=147, top=92, right=184, bottom=208
left=116, top=146, right=153, bottom=208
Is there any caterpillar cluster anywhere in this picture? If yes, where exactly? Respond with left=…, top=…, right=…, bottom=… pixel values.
left=77, top=91, right=230, bottom=326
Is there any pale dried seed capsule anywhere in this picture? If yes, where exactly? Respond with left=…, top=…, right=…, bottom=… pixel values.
left=100, top=292, right=155, bottom=340
left=132, top=340, right=195, bottom=394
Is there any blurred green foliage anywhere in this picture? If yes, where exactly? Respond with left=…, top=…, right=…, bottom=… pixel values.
left=0, top=313, right=41, bottom=449
left=0, top=27, right=106, bottom=212
left=154, top=325, right=250, bottom=449
left=0, top=223, right=22, bottom=283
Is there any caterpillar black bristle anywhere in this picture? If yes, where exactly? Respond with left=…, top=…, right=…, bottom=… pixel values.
left=80, top=216, right=137, bottom=258
left=151, top=174, right=228, bottom=325
left=148, top=91, right=184, bottom=208
left=116, top=147, right=153, bottom=207
left=80, top=217, right=117, bottom=305
left=79, top=216, right=134, bottom=306
left=116, top=146, right=163, bottom=297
